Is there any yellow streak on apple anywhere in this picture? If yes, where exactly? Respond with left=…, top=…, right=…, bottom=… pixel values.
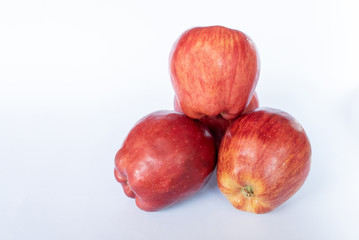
left=218, top=173, right=271, bottom=213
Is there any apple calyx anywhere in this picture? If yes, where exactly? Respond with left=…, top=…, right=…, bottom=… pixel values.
left=242, top=186, right=254, bottom=198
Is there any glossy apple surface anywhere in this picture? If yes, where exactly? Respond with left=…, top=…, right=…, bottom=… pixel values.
left=170, top=25, right=260, bottom=120
left=174, top=92, right=259, bottom=148
left=242, top=91, right=258, bottom=114
left=114, top=111, right=216, bottom=211
left=217, top=108, right=311, bottom=214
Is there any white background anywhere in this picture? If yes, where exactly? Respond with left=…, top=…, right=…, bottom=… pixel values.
left=1, top=0, right=359, bottom=239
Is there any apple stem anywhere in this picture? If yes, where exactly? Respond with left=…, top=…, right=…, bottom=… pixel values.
left=243, top=186, right=254, bottom=197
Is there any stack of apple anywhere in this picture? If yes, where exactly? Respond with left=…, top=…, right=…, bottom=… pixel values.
left=114, top=26, right=311, bottom=214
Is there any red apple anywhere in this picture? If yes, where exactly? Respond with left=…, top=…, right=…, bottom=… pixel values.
left=114, top=111, right=216, bottom=211
left=242, top=91, right=259, bottom=114
left=173, top=92, right=259, bottom=148
left=170, top=25, right=260, bottom=120
left=217, top=108, right=311, bottom=214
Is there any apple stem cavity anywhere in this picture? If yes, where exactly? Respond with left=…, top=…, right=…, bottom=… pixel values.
left=242, top=186, right=254, bottom=197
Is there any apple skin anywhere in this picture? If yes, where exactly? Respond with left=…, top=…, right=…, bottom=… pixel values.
left=169, top=25, right=260, bottom=120
left=173, top=92, right=259, bottom=148
left=114, top=110, right=216, bottom=211
left=217, top=108, right=311, bottom=214
left=242, top=92, right=259, bottom=114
